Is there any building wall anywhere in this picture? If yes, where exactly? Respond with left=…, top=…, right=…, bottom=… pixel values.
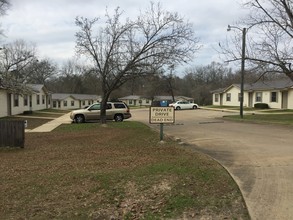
left=121, top=98, right=152, bottom=106
left=0, top=89, right=8, bottom=117
left=54, top=97, right=76, bottom=110
left=3, top=88, right=49, bottom=117
left=213, top=88, right=293, bottom=109
left=250, top=90, right=283, bottom=109
left=52, top=97, right=96, bottom=110
left=222, top=87, right=240, bottom=106
left=10, top=94, right=31, bottom=115
left=79, top=99, right=95, bottom=109
left=212, top=93, right=221, bottom=106
left=30, top=90, right=48, bottom=111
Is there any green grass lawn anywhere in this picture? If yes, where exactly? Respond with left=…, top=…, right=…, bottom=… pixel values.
left=0, top=121, right=249, bottom=219
left=224, top=114, right=293, bottom=126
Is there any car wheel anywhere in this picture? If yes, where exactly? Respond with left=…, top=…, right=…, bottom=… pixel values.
left=192, top=105, right=198, bottom=109
left=75, top=114, right=85, bottom=123
left=114, top=114, right=124, bottom=122
left=176, top=106, right=181, bottom=110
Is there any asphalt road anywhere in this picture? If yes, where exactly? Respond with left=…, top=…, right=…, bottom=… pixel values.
left=131, top=108, right=293, bottom=220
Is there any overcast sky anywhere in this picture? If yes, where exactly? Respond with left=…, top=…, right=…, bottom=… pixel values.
left=1, top=0, right=249, bottom=73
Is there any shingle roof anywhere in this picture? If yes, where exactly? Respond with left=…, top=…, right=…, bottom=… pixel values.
left=244, top=78, right=293, bottom=91
left=51, top=93, right=101, bottom=101
left=118, top=95, right=193, bottom=101
left=119, top=95, right=143, bottom=100
left=26, top=84, right=44, bottom=93
left=212, top=78, right=293, bottom=94
left=154, top=95, right=193, bottom=101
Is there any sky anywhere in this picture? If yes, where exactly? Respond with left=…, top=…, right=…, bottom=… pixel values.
left=1, top=0, right=249, bottom=74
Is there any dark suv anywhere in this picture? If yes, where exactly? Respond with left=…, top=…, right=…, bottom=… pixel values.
left=70, top=102, right=131, bottom=123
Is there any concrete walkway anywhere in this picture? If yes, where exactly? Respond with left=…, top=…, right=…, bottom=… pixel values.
left=26, top=113, right=72, bottom=133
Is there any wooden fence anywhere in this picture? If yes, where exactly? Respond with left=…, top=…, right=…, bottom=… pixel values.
left=0, top=120, right=25, bottom=148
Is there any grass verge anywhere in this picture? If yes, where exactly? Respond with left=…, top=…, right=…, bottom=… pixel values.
left=0, top=117, right=52, bottom=129
left=224, top=114, right=293, bottom=126
left=0, top=121, right=249, bottom=219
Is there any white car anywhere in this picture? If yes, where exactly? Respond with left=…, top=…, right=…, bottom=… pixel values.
left=169, top=101, right=199, bottom=110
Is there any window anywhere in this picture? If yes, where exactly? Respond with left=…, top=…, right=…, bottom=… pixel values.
left=214, top=94, right=219, bottom=102
left=88, top=100, right=91, bottom=105
left=71, top=101, right=75, bottom=106
left=42, top=95, right=45, bottom=104
left=37, top=95, right=40, bottom=105
left=82, top=101, right=85, bottom=105
left=89, top=104, right=100, bottom=110
left=226, top=93, right=231, bottom=102
left=146, top=100, right=150, bottom=104
left=24, top=95, right=28, bottom=106
left=63, top=101, right=67, bottom=107
left=129, top=100, right=133, bottom=105
left=53, top=101, right=57, bottom=108
left=114, top=103, right=126, bottom=108
left=14, top=94, right=19, bottom=107
left=271, top=92, right=278, bottom=102
left=255, top=92, right=262, bottom=102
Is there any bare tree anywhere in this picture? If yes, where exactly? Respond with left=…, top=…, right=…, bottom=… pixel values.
left=0, top=0, right=10, bottom=37
left=24, top=59, right=58, bottom=84
left=223, top=0, right=293, bottom=81
left=75, top=2, right=200, bottom=123
left=0, top=0, right=9, bottom=16
left=0, top=40, right=37, bottom=91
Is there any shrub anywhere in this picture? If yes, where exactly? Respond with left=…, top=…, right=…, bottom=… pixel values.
left=254, top=103, right=269, bottom=109
left=23, top=110, right=33, bottom=115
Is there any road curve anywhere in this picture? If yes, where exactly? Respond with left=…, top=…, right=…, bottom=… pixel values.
left=131, top=108, right=293, bottom=220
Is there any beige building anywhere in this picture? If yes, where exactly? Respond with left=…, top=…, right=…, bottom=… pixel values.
left=0, top=83, right=51, bottom=118
left=51, top=93, right=101, bottom=110
left=119, top=95, right=194, bottom=107
left=212, top=78, right=293, bottom=109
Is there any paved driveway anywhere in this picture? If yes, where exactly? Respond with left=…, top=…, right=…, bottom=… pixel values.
left=131, top=108, right=293, bottom=220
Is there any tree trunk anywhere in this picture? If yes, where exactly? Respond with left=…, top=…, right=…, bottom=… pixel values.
left=100, top=98, right=107, bottom=124
left=100, top=91, right=111, bottom=124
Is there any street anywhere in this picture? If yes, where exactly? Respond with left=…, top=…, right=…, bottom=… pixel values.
left=131, top=108, right=293, bottom=220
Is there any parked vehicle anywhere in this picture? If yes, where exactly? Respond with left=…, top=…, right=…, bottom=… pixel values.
left=169, top=101, right=199, bottom=110
left=70, top=102, right=131, bottom=123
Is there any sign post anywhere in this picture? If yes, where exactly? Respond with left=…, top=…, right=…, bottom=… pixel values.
left=149, top=107, right=175, bottom=141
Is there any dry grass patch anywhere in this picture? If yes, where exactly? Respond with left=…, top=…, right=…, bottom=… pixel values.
left=0, top=122, right=249, bottom=219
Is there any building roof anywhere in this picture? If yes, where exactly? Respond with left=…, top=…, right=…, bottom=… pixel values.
left=212, top=78, right=293, bottom=94
left=26, top=84, right=49, bottom=93
left=51, top=93, right=101, bottom=101
left=244, top=78, right=293, bottom=91
left=119, top=95, right=144, bottom=100
left=154, top=95, right=194, bottom=101
left=119, top=95, right=194, bottom=101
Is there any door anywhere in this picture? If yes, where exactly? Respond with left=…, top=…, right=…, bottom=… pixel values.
left=281, top=91, right=288, bottom=109
left=248, top=92, right=253, bottom=108
left=87, top=103, right=101, bottom=120
left=7, top=93, right=12, bottom=116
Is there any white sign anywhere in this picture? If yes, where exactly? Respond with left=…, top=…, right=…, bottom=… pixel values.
left=149, top=107, right=175, bottom=124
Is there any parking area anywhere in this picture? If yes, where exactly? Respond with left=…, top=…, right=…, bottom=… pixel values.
left=131, top=108, right=293, bottom=220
